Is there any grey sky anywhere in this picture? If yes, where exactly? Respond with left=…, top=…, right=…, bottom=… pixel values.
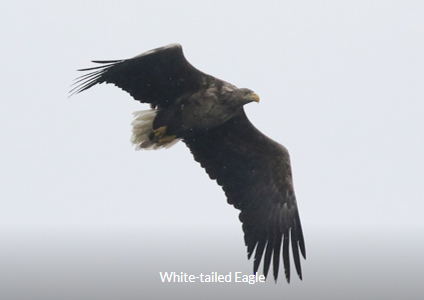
left=1, top=1, right=424, bottom=299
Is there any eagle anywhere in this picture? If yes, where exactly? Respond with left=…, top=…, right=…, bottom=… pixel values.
left=71, top=44, right=306, bottom=283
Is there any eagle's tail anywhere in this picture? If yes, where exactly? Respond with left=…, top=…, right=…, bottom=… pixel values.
left=131, top=109, right=180, bottom=150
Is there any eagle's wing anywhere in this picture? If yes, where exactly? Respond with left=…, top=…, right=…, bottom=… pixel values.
left=183, top=109, right=306, bottom=282
left=70, top=44, right=208, bottom=108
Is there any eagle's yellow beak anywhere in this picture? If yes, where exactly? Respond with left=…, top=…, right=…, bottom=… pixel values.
left=251, top=93, right=260, bottom=103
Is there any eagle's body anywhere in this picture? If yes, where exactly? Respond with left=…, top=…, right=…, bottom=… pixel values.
left=72, top=44, right=305, bottom=282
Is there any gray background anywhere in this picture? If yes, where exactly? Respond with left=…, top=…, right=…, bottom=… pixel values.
left=1, top=0, right=423, bottom=299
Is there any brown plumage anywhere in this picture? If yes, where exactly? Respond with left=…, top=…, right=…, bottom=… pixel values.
left=71, top=43, right=306, bottom=282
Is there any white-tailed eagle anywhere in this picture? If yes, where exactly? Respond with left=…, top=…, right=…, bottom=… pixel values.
left=71, top=44, right=306, bottom=282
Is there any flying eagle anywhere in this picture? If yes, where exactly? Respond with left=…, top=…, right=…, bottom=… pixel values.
left=71, top=44, right=306, bottom=282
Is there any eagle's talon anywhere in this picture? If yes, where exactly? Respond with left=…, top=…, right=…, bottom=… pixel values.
left=157, top=135, right=177, bottom=146
left=153, top=126, right=167, bottom=139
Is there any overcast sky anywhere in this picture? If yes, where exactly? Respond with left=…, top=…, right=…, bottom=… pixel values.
left=1, top=1, right=424, bottom=299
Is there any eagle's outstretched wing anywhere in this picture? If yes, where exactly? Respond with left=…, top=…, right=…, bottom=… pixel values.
left=71, top=44, right=208, bottom=108
left=183, top=109, right=306, bottom=282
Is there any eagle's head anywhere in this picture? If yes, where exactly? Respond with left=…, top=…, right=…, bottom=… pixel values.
left=233, top=88, right=260, bottom=105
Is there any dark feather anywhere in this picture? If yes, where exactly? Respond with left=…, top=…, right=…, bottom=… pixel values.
left=253, top=239, right=266, bottom=273
left=283, top=232, right=290, bottom=282
left=183, top=109, right=305, bottom=282
left=273, top=233, right=282, bottom=281
left=291, top=226, right=302, bottom=280
left=71, top=44, right=209, bottom=108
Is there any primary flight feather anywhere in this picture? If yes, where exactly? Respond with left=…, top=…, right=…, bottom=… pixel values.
left=71, top=43, right=306, bottom=282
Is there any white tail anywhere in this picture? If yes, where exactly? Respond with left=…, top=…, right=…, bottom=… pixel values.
left=130, top=110, right=180, bottom=150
